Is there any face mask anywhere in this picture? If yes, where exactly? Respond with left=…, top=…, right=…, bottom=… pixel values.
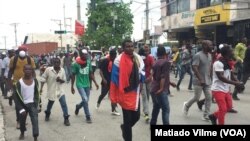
left=19, top=50, right=26, bottom=57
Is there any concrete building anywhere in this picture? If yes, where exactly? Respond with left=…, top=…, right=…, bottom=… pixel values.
left=161, top=0, right=250, bottom=47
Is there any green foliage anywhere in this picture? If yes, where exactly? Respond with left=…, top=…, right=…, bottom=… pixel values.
left=82, top=0, right=133, bottom=50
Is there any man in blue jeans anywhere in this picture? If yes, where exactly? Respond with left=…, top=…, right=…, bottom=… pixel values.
left=176, top=42, right=193, bottom=91
left=40, top=58, right=70, bottom=126
left=71, top=49, right=99, bottom=123
left=150, top=46, right=176, bottom=125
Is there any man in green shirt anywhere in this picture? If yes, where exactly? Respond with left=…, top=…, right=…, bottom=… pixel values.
left=233, top=37, right=247, bottom=100
left=71, top=49, right=99, bottom=123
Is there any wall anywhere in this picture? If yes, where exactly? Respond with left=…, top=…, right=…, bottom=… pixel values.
left=26, top=42, right=58, bottom=55
left=230, top=0, right=250, bottom=22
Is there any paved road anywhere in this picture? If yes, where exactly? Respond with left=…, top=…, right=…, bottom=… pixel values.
left=1, top=70, right=250, bottom=141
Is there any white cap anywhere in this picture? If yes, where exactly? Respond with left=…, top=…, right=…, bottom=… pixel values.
left=219, top=44, right=224, bottom=49
left=82, top=49, right=88, bottom=54
left=2, top=52, right=6, bottom=55
left=118, top=46, right=122, bottom=49
left=109, top=46, right=116, bottom=51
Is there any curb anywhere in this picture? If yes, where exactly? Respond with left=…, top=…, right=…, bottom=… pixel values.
left=0, top=97, right=6, bottom=141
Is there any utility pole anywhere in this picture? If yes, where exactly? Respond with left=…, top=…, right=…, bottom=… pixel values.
left=145, top=0, right=149, bottom=44
left=52, top=19, right=63, bottom=49
left=77, top=0, right=81, bottom=21
left=10, top=23, right=19, bottom=47
left=64, top=4, right=66, bottom=31
left=63, top=5, right=72, bottom=32
left=3, top=36, right=7, bottom=50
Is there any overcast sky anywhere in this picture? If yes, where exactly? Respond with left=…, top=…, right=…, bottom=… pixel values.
left=0, top=0, right=161, bottom=49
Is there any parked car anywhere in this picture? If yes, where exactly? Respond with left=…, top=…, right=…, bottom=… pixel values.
left=90, top=50, right=103, bottom=57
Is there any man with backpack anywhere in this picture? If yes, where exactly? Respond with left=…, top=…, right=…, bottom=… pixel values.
left=8, top=45, right=36, bottom=129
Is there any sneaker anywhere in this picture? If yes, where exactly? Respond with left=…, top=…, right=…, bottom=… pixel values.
left=208, top=114, right=217, bottom=125
left=75, top=105, right=80, bottom=115
left=202, top=115, right=209, bottom=121
left=96, top=103, right=100, bottom=110
left=64, top=119, right=70, bottom=126
left=228, top=108, right=238, bottom=113
left=233, top=96, right=240, bottom=101
left=169, top=93, right=174, bottom=97
left=9, top=98, right=12, bottom=106
left=111, top=111, right=121, bottom=116
left=144, top=115, right=150, bottom=123
left=86, top=117, right=92, bottom=123
left=182, top=102, right=189, bottom=116
left=176, top=87, right=180, bottom=91
left=197, top=101, right=203, bottom=111
left=44, top=111, right=50, bottom=121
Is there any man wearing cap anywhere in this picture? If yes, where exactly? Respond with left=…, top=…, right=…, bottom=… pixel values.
left=71, top=49, right=99, bottom=123
left=9, top=45, right=36, bottom=129
left=2, top=50, right=15, bottom=100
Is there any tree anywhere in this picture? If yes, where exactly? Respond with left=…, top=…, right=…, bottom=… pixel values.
left=82, top=0, right=133, bottom=50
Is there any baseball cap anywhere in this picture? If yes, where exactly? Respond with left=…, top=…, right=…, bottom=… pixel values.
left=2, top=52, right=6, bottom=55
left=109, top=46, right=116, bottom=51
left=219, top=44, right=224, bottom=49
left=18, top=45, right=28, bottom=51
left=81, top=49, right=88, bottom=54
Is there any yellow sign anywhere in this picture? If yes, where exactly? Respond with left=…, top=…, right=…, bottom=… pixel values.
left=195, top=4, right=230, bottom=26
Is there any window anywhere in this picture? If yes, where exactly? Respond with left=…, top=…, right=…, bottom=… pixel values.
left=167, top=0, right=177, bottom=16
left=197, top=0, right=230, bottom=9
left=210, top=0, right=223, bottom=6
left=178, top=0, right=190, bottom=13
left=197, top=0, right=210, bottom=9
left=167, top=0, right=190, bottom=15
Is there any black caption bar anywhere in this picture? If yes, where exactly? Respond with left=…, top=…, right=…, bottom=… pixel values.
left=151, top=125, right=250, bottom=140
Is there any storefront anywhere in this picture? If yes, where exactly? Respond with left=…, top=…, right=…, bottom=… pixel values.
left=163, top=10, right=196, bottom=45
left=194, top=4, right=231, bottom=45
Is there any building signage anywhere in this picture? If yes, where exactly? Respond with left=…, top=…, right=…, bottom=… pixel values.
left=195, top=4, right=230, bottom=26
left=168, top=11, right=195, bottom=30
left=201, top=14, right=220, bottom=23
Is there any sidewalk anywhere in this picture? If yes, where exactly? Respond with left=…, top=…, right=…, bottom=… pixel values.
left=0, top=96, right=6, bottom=141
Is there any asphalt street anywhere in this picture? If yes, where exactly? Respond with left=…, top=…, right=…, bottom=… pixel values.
left=1, top=70, right=250, bottom=141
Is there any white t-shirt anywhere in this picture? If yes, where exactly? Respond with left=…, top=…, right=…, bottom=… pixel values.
left=211, top=61, right=231, bottom=93
left=20, top=78, right=35, bottom=104
left=3, top=57, right=10, bottom=78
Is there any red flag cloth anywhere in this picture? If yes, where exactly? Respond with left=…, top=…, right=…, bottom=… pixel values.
left=75, top=20, right=84, bottom=35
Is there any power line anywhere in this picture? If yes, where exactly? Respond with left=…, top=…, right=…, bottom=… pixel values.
left=131, top=0, right=161, bottom=4
left=10, top=23, right=19, bottom=47
left=132, top=4, right=144, bottom=13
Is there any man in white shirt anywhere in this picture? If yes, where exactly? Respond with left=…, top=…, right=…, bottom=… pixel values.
left=40, top=58, right=70, bottom=126
left=209, top=45, right=243, bottom=125
left=13, top=64, right=40, bottom=141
